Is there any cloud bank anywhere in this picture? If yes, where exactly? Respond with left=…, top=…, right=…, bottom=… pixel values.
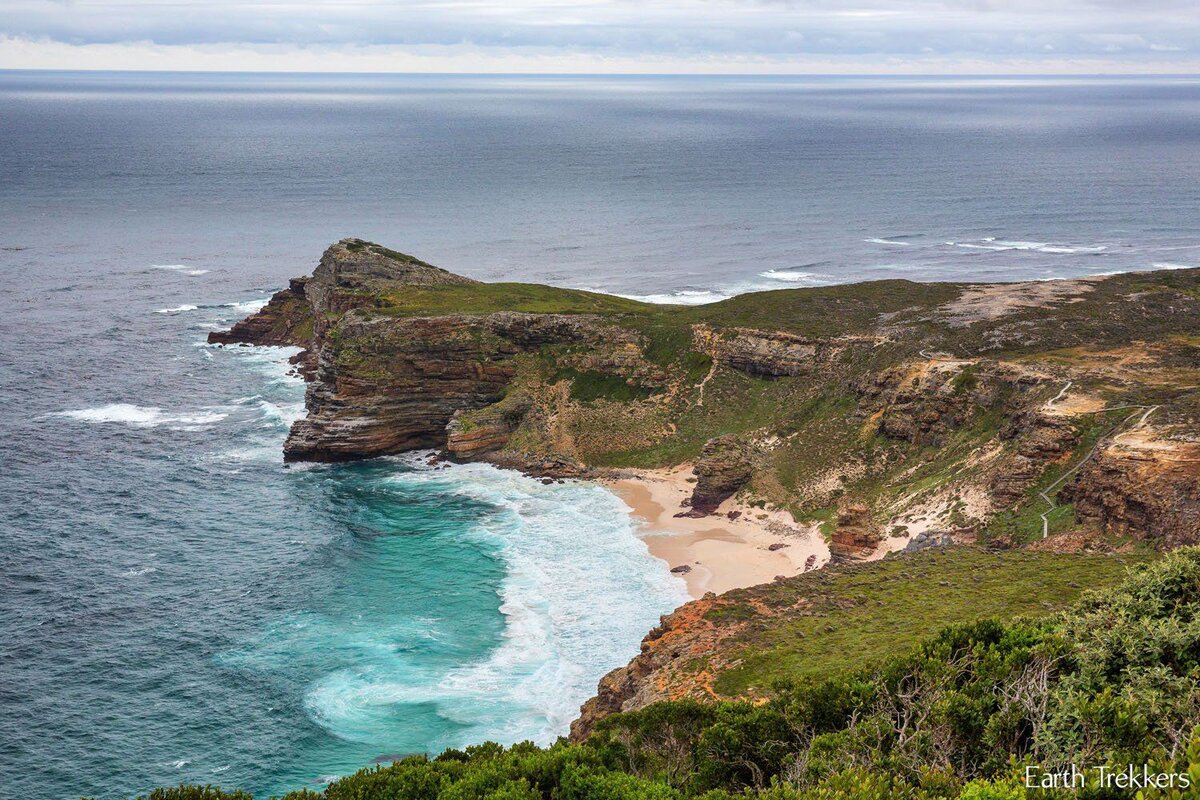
left=1, top=0, right=1197, bottom=73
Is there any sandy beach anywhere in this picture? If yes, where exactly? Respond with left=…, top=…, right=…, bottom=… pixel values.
left=604, top=465, right=830, bottom=599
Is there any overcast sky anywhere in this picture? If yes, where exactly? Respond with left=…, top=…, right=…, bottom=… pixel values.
left=1, top=0, right=1198, bottom=73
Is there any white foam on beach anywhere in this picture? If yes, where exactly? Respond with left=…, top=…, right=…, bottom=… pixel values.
left=1152, top=262, right=1199, bottom=270
left=51, top=403, right=228, bottom=429
left=303, top=459, right=687, bottom=747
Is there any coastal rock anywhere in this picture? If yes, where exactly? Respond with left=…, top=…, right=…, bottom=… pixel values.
left=904, top=530, right=955, bottom=553
left=445, top=393, right=533, bottom=459
left=858, top=360, right=1031, bottom=448
left=311, top=237, right=477, bottom=290
left=990, top=411, right=1078, bottom=507
left=686, top=435, right=755, bottom=514
left=207, top=282, right=313, bottom=349
left=829, top=499, right=882, bottom=560
left=571, top=595, right=729, bottom=741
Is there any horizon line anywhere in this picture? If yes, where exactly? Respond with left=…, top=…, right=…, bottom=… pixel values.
left=4, top=67, right=1200, bottom=78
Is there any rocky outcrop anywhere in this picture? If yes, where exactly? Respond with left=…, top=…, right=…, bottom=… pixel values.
left=858, top=360, right=1033, bottom=448
left=445, top=396, right=531, bottom=460
left=1061, top=430, right=1200, bottom=548
left=284, top=311, right=625, bottom=462
left=686, top=435, right=755, bottom=514
left=207, top=279, right=314, bottom=349
left=696, top=325, right=872, bottom=378
left=571, top=595, right=729, bottom=741
left=904, top=530, right=955, bottom=553
left=311, top=237, right=477, bottom=290
left=990, top=412, right=1078, bottom=507
left=829, top=498, right=882, bottom=560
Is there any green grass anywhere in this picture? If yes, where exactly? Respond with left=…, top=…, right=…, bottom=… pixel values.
left=343, top=238, right=437, bottom=268
left=554, top=368, right=655, bottom=403
left=676, top=280, right=961, bottom=338
left=712, top=547, right=1147, bottom=697
left=587, top=368, right=816, bottom=468
left=375, top=282, right=666, bottom=318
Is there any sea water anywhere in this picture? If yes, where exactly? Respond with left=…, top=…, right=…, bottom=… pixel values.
left=2, top=73, right=1199, bottom=799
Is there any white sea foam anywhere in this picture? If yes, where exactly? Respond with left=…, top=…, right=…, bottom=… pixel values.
left=154, top=304, right=199, bottom=314
left=303, top=460, right=688, bottom=747
left=1152, top=262, right=1199, bottom=270
left=613, top=288, right=733, bottom=305
left=222, top=298, right=270, bottom=314
left=945, top=238, right=1106, bottom=254
left=51, top=403, right=228, bottom=429
left=759, top=268, right=830, bottom=283
left=256, top=398, right=306, bottom=429
left=864, top=237, right=911, bottom=246
left=152, top=264, right=210, bottom=276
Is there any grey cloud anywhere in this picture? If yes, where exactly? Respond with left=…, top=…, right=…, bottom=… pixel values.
left=1, top=0, right=1196, bottom=62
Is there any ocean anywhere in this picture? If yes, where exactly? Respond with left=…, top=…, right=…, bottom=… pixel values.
left=1, top=72, right=1198, bottom=799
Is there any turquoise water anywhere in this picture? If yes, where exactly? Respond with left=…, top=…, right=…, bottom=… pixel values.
left=4, top=72, right=1200, bottom=799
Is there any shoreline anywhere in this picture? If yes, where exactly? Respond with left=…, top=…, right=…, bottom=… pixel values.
left=601, top=465, right=831, bottom=599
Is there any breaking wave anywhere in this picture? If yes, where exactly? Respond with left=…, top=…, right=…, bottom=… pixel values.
left=50, top=403, right=228, bottom=429
left=944, top=238, right=1107, bottom=254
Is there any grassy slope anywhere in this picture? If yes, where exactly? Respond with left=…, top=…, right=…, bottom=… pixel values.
left=709, top=548, right=1147, bottom=696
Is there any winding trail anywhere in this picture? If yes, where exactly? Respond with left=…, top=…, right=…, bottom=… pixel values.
left=1044, top=381, right=1073, bottom=409
left=1035, top=392, right=1158, bottom=539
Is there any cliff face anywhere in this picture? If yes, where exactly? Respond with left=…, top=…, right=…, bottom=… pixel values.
left=1061, top=425, right=1200, bottom=548
left=285, top=311, right=622, bottom=462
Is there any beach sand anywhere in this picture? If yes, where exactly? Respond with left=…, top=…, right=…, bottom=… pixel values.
left=604, top=465, right=830, bottom=599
